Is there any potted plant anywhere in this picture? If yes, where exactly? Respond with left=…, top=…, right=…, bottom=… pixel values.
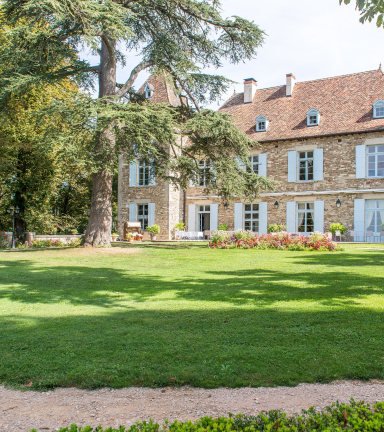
left=147, top=224, right=161, bottom=241
left=126, top=232, right=133, bottom=242
left=329, top=223, right=346, bottom=239
left=268, top=224, right=287, bottom=234
left=111, top=232, right=118, bottom=242
left=71, top=229, right=78, bottom=236
left=218, top=224, right=228, bottom=231
left=174, top=222, right=185, bottom=239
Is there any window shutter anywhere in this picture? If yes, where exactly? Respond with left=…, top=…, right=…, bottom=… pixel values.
left=236, top=157, right=245, bottom=171
left=129, top=163, right=137, bottom=187
left=149, top=167, right=156, bottom=186
left=258, top=202, right=268, bottom=234
left=210, top=204, right=219, bottom=231
left=355, top=145, right=366, bottom=179
left=288, top=151, right=297, bottom=182
left=188, top=204, right=196, bottom=231
left=234, top=203, right=243, bottom=231
left=286, top=201, right=296, bottom=233
left=189, top=179, right=194, bottom=187
left=354, top=199, right=365, bottom=241
left=129, top=203, right=136, bottom=222
left=314, top=149, right=324, bottom=181
left=148, top=203, right=155, bottom=226
left=258, top=154, right=267, bottom=177
left=314, top=200, right=324, bottom=233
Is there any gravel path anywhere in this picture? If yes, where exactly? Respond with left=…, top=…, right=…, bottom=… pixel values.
left=1, top=381, right=384, bottom=431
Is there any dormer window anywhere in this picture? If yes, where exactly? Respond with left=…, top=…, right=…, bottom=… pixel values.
left=306, top=109, right=320, bottom=126
left=256, top=115, right=269, bottom=132
left=145, top=83, right=153, bottom=99
left=373, top=100, right=384, bottom=118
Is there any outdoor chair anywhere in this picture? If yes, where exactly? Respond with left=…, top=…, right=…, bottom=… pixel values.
left=335, top=230, right=342, bottom=242
left=350, top=230, right=358, bottom=242
left=380, top=231, right=384, bottom=243
left=364, top=231, right=374, bottom=242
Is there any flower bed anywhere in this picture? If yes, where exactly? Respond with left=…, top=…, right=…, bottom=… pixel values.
left=209, top=230, right=342, bottom=251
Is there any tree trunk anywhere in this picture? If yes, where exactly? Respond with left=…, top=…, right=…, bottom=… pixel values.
left=83, top=36, right=116, bottom=247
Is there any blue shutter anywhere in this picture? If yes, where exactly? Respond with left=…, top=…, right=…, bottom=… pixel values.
left=149, top=166, right=156, bottom=186
left=258, top=154, right=267, bottom=177
left=148, top=203, right=155, bottom=226
left=314, top=149, right=324, bottom=181
left=188, top=204, right=196, bottom=231
left=288, top=151, right=297, bottom=182
left=258, top=202, right=268, bottom=234
left=354, top=199, right=365, bottom=241
left=234, top=203, right=243, bottom=231
left=314, top=200, right=324, bottom=233
left=286, top=201, right=296, bottom=233
left=129, top=163, right=137, bottom=187
left=210, top=204, right=219, bottom=231
left=355, top=145, right=366, bottom=179
left=129, top=203, right=136, bottom=222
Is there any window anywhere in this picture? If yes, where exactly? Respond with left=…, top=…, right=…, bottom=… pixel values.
left=137, top=204, right=149, bottom=230
left=367, top=145, right=384, bottom=177
left=247, top=156, right=259, bottom=174
left=138, top=160, right=150, bottom=186
left=244, top=204, right=259, bottom=232
left=256, top=115, right=269, bottom=132
left=373, top=100, right=384, bottom=118
left=298, top=151, right=314, bottom=181
left=306, top=109, right=320, bottom=126
left=297, top=202, right=314, bottom=234
left=197, top=160, right=210, bottom=187
left=366, top=200, right=384, bottom=232
left=145, top=83, right=153, bottom=99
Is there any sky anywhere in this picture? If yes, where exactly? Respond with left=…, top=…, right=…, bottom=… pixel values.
left=84, top=0, right=384, bottom=108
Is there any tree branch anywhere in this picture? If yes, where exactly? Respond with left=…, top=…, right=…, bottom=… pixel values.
left=86, top=65, right=100, bottom=73
left=116, top=60, right=155, bottom=98
left=174, top=77, right=201, bottom=113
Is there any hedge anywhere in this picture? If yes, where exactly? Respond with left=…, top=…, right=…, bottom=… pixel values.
left=31, top=399, right=384, bottom=432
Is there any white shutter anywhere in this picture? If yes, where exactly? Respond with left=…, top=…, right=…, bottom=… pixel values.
left=129, top=163, right=137, bottom=187
left=148, top=203, right=155, bottom=226
left=314, top=149, right=324, bottom=181
left=210, top=204, right=219, bottom=231
left=354, top=199, right=365, bottom=241
left=258, top=154, right=267, bottom=177
left=149, top=167, right=156, bottom=186
left=129, top=203, right=136, bottom=222
left=314, top=200, right=324, bottom=233
left=288, top=151, right=297, bottom=183
left=258, top=202, right=268, bottom=234
left=188, top=204, right=196, bottom=231
left=355, top=145, right=366, bottom=179
left=286, top=201, right=296, bottom=233
left=234, top=203, right=243, bottom=231
left=189, top=179, right=194, bottom=187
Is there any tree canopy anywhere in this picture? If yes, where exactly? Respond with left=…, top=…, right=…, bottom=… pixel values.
left=0, top=0, right=273, bottom=246
left=340, top=0, right=384, bottom=27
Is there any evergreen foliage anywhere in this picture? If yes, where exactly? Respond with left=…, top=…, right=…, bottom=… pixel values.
left=340, top=0, right=384, bottom=28
left=0, top=0, right=273, bottom=246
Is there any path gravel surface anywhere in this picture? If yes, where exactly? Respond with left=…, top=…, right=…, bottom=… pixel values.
left=1, top=381, right=384, bottom=432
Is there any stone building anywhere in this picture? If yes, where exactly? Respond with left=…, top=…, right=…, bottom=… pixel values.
left=118, top=68, right=384, bottom=241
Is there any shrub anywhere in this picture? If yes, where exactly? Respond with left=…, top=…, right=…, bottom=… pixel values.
left=30, top=238, right=81, bottom=248
left=29, top=400, right=384, bottom=432
left=218, top=224, right=228, bottom=231
left=329, top=223, right=346, bottom=235
left=0, top=231, right=9, bottom=249
left=209, top=230, right=342, bottom=251
left=268, top=223, right=287, bottom=233
left=174, top=222, right=185, bottom=231
left=146, top=224, right=161, bottom=234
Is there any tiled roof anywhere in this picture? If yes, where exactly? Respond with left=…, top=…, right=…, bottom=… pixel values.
left=219, top=69, right=384, bottom=142
left=138, top=74, right=180, bottom=106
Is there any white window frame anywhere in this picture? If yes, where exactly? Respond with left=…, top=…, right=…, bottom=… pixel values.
left=306, top=109, right=320, bottom=126
left=247, top=155, right=259, bottom=174
left=137, top=204, right=149, bottom=230
left=138, top=160, right=150, bottom=186
left=373, top=100, right=384, bottom=119
left=197, top=160, right=210, bottom=187
left=145, top=83, right=153, bottom=99
left=256, top=115, right=269, bottom=132
left=367, top=145, right=384, bottom=178
left=298, top=151, right=314, bottom=182
left=297, top=202, right=315, bottom=234
left=365, top=200, right=384, bottom=234
left=244, top=203, right=259, bottom=233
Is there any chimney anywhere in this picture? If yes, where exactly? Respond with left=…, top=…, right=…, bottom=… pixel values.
left=244, top=78, right=257, bottom=103
left=286, top=73, right=296, bottom=97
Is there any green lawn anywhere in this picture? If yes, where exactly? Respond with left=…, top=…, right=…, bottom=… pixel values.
left=0, top=243, right=384, bottom=390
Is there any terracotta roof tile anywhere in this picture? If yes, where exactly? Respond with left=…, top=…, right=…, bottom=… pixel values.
left=219, top=69, right=384, bottom=141
left=138, top=75, right=180, bottom=106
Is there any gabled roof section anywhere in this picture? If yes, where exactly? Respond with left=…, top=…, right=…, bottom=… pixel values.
left=219, top=69, right=384, bottom=141
left=138, top=74, right=180, bottom=107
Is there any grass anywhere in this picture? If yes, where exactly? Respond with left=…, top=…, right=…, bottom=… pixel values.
left=0, top=243, right=384, bottom=390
